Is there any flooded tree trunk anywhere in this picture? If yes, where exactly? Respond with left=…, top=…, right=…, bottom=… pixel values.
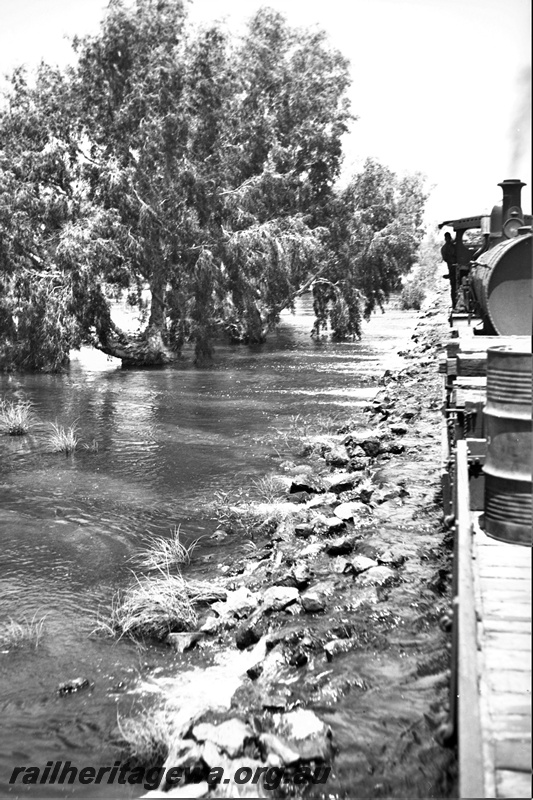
left=92, top=269, right=177, bottom=367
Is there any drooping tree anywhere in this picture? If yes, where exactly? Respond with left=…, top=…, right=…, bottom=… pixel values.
left=312, top=158, right=428, bottom=339
left=69, top=1, right=352, bottom=363
left=0, top=63, right=121, bottom=370
left=0, top=1, right=427, bottom=372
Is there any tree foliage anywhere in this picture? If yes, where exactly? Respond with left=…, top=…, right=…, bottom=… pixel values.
left=0, top=0, right=427, bottom=371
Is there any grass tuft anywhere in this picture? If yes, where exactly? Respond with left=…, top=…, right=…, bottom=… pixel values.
left=0, top=613, right=47, bottom=649
left=135, top=526, right=199, bottom=572
left=251, top=475, right=287, bottom=503
left=81, top=438, right=99, bottom=453
left=116, top=708, right=178, bottom=769
left=101, top=569, right=198, bottom=642
left=0, top=398, right=33, bottom=435
left=48, top=421, right=78, bottom=454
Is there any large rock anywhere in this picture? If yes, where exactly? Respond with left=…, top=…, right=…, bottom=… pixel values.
left=386, top=442, right=406, bottom=454
left=324, top=445, right=350, bottom=467
left=273, top=709, right=333, bottom=762
left=289, top=475, right=323, bottom=494
left=275, top=708, right=328, bottom=739
left=349, top=457, right=372, bottom=471
left=199, top=614, right=223, bottom=634
left=330, top=556, right=354, bottom=574
left=377, top=548, right=407, bottom=567
left=274, top=562, right=312, bottom=590
left=192, top=718, right=253, bottom=759
left=300, top=582, right=333, bottom=613
left=334, top=500, right=366, bottom=521
left=323, top=638, right=355, bottom=661
left=235, top=622, right=262, bottom=650
left=286, top=491, right=311, bottom=504
left=166, top=632, right=203, bottom=653
left=294, top=522, right=314, bottom=539
left=350, top=555, right=378, bottom=574
left=323, top=472, right=357, bottom=494
left=325, top=536, right=354, bottom=556
left=57, top=678, right=92, bottom=696
left=347, top=444, right=366, bottom=458
left=355, top=565, right=396, bottom=586
left=259, top=732, right=301, bottom=766
left=390, top=423, right=408, bottom=435
left=312, top=515, right=346, bottom=535
left=211, top=586, right=259, bottom=620
left=291, top=562, right=312, bottom=589
left=359, top=437, right=384, bottom=457
left=299, top=541, right=325, bottom=559
left=262, top=585, right=300, bottom=612
left=307, top=492, right=338, bottom=508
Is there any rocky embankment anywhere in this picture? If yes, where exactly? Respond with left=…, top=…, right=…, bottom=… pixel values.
left=131, top=290, right=458, bottom=798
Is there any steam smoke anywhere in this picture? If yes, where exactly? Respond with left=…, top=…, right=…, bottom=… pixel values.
left=509, top=65, right=532, bottom=177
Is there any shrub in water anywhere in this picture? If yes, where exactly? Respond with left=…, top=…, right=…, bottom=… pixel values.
left=135, top=526, right=198, bottom=572
left=48, top=421, right=78, bottom=454
left=0, top=398, right=33, bottom=435
left=106, top=569, right=198, bottom=641
left=117, top=708, right=178, bottom=770
left=0, top=614, right=46, bottom=649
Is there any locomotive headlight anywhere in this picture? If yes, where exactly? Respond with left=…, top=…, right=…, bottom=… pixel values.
left=503, top=209, right=524, bottom=238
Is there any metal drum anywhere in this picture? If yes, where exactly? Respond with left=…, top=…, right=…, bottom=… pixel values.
left=482, top=346, right=532, bottom=544
left=470, top=233, right=532, bottom=335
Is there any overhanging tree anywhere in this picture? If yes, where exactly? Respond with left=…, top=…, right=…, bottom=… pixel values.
left=312, top=158, right=427, bottom=339
left=0, top=1, right=426, bottom=372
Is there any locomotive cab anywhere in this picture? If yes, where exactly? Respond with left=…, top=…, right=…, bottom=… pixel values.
left=438, top=178, right=532, bottom=336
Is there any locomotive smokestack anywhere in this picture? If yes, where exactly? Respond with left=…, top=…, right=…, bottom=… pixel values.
left=498, top=179, right=525, bottom=222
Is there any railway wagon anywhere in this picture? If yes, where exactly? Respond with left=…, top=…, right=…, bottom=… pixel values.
left=438, top=179, right=531, bottom=798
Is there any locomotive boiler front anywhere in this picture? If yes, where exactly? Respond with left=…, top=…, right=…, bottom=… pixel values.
left=470, top=231, right=532, bottom=335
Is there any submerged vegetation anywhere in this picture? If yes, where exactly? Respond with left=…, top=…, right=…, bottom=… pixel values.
left=0, top=398, right=33, bottom=435
left=0, top=0, right=427, bottom=372
left=0, top=613, right=47, bottom=650
left=47, top=421, right=79, bottom=454
left=101, top=569, right=198, bottom=642
left=117, top=709, right=176, bottom=770
left=135, top=527, right=199, bottom=572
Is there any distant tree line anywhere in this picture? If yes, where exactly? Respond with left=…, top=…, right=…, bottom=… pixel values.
left=0, top=0, right=427, bottom=371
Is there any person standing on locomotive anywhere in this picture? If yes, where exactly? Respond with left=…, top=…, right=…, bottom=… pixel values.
left=441, top=232, right=457, bottom=306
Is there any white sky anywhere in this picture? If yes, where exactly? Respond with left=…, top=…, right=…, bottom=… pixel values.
left=0, top=0, right=531, bottom=224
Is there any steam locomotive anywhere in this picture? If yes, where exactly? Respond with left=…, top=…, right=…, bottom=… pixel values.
left=438, top=180, right=531, bottom=798
left=439, top=178, right=532, bottom=336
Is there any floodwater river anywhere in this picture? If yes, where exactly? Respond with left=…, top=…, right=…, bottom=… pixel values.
left=0, top=298, right=419, bottom=798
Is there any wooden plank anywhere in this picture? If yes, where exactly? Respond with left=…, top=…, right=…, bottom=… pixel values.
left=475, top=546, right=530, bottom=563
left=457, top=353, right=487, bottom=377
left=484, top=650, right=531, bottom=672
left=491, top=715, right=532, bottom=736
left=476, top=545, right=530, bottom=560
left=486, top=669, right=532, bottom=694
left=483, top=632, right=531, bottom=651
left=489, top=694, right=532, bottom=716
left=495, top=769, right=532, bottom=798
left=475, top=536, right=529, bottom=552
left=482, top=618, right=531, bottom=634
left=482, top=602, right=531, bottom=621
left=455, top=376, right=486, bottom=389
left=479, top=577, right=532, bottom=594
left=477, top=565, right=532, bottom=579
left=456, top=441, right=485, bottom=799
left=475, top=532, right=529, bottom=550
left=494, top=740, right=532, bottom=771
left=481, top=593, right=532, bottom=607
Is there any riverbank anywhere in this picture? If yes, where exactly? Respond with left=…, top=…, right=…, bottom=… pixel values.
left=105, top=288, right=457, bottom=799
